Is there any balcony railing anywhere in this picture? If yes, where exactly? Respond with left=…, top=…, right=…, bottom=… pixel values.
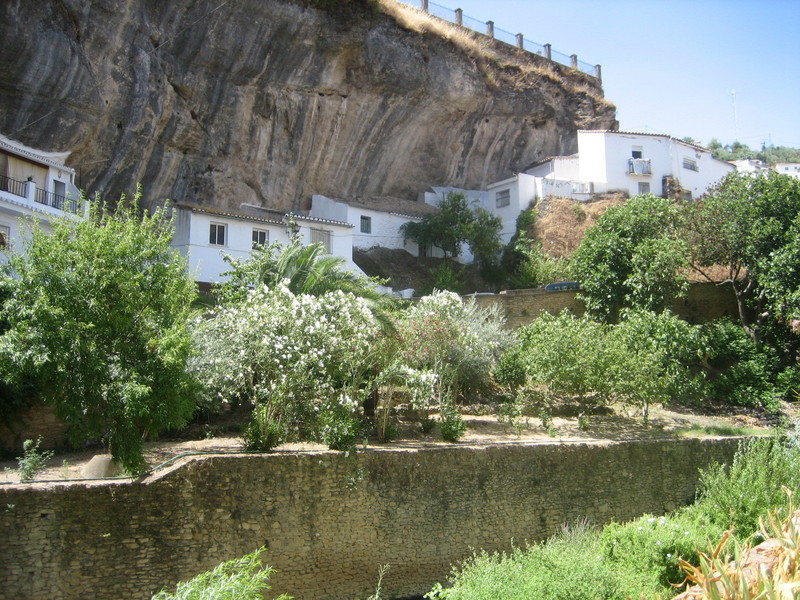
left=628, top=158, right=652, bottom=175
left=0, top=173, right=26, bottom=197
left=36, top=188, right=80, bottom=213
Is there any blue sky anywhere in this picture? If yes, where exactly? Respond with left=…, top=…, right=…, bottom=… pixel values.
left=424, top=0, right=800, bottom=149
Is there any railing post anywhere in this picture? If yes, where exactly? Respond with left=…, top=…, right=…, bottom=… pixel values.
left=570, top=54, right=578, bottom=69
left=24, top=177, right=36, bottom=203
left=486, top=20, right=494, bottom=38
left=516, top=33, right=524, bottom=49
left=544, top=43, right=552, bottom=60
left=594, top=64, right=602, bottom=82
left=421, top=0, right=428, bottom=12
left=455, top=8, right=462, bottom=26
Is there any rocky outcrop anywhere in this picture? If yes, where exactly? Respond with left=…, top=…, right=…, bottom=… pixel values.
left=0, top=0, right=616, bottom=211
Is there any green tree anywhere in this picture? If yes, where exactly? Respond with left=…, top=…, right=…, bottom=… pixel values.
left=571, top=194, right=689, bottom=321
left=0, top=191, right=197, bottom=473
left=682, top=171, right=800, bottom=348
left=400, top=192, right=502, bottom=265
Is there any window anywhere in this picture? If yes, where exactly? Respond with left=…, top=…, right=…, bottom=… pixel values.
left=360, top=215, right=372, bottom=234
left=631, top=147, right=643, bottom=159
left=495, top=189, right=511, bottom=208
left=209, top=222, right=226, bottom=246
left=682, top=158, right=699, bottom=172
left=252, top=228, right=269, bottom=248
left=638, top=182, right=651, bottom=195
left=0, top=224, right=8, bottom=249
left=310, top=228, right=332, bottom=253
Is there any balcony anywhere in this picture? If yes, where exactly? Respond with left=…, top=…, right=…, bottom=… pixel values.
left=628, top=158, right=652, bottom=175
left=0, top=174, right=82, bottom=215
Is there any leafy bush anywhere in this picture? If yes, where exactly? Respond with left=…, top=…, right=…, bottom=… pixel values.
left=0, top=193, right=197, bottom=474
left=192, top=284, right=381, bottom=450
left=151, top=548, right=289, bottom=600
left=439, top=401, right=466, bottom=442
left=690, top=435, right=800, bottom=536
left=700, top=319, right=783, bottom=411
left=394, top=291, right=512, bottom=402
left=427, top=522, right=627, bottom=600
left=16, top=437, right=55, bottom=482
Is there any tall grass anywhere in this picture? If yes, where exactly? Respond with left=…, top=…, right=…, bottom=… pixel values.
left=427, top=431, right=800, bottom=600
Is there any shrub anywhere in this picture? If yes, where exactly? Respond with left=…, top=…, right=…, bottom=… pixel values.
left=394, top=291, right=512, bottom=403
left=16, top=437, right=54, bottom=482
left=151, top=548, right=289, bottom=600
left=439, top=401, right=466, bottom=442
left=700, top=319, right=783, bottom=411
left=192, top=284, right=382, bottom=450
left=690, top=435, right=800, bottom=536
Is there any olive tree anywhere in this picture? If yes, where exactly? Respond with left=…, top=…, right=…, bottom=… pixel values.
left=0, top=191, right=197, bottom=473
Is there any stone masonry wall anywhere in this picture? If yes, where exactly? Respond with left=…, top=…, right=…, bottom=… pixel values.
left=469, top=281, right=739, bottom=329
left=0, top=438, right=741, bottom=600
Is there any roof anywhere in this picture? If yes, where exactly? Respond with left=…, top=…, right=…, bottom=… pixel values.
left=340, top=196, right=440, bottom=218
left=578, top=129, right=715, bottom=153
left=174, top=202, right=352, bottom=228
left=0, top=133, right=75, bottom=173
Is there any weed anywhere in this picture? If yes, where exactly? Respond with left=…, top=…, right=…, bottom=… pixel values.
left=60, top=460, right=71, bottom=480
left=365, top=564, right=390, bottom=600
left=16, top=437, right=54, bottom=481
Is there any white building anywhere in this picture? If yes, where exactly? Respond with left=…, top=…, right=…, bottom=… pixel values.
left=0, top=134, right=83, bottom=255
left=309, top=194, right=439, bottom=256
left=528, top=130, right=735, bottom=200
left=170, top=203, right=360, bottom=289
left=774, top=163, right=800, bottom=180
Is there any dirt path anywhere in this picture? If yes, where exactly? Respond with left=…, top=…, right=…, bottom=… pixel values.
left=0, top=403, right=790, bottom=484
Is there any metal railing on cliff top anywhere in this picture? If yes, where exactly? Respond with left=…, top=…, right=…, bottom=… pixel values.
left=395, top=0, right=602, bottom=81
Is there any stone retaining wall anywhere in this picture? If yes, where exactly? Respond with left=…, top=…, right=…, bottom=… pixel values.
left=469, top=281, right=739, bottom=329
left=0, top=437, right=742, bottom=600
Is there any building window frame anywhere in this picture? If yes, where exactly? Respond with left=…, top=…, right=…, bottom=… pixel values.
left=252, top=228, right=269, bottom=248
left=495, top=189, right=511, bottom=208
left=360, top=215, right=372, bottom=234
left=682, top=157, right=699, bottom=172
left=209, top=222, right=227, bottom=246
left=310, top=228, right=332, bottom=253
left=638, top=181, right=651, bottom=195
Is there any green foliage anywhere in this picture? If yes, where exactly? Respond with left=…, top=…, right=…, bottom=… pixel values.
left=16, top=437, right=54, bottom=481
left=708, top=139, right=800, bottom=166
left=439, top=401, right=466, bottom=442
left=496, top=309, right=707, bottom=418
left=690, top=435, right=800, bottom=536
left=572, top=194, right=689, bottom=321
left=508, top=236, right=569, bottom=289
left=400, top=192, right=502, bottom=267
left=0, top=191, right=197, bottom=474
left=700, top=319, right=783, bottom=411
left=427, top=433, right=800, bottom=600
left=683, top=171, right=800, bottom=349
left=393, top=291, right=512, bottom=403
left=192, top=284, right=381, bottom=451
left=601, top=511, right=722, bottom=593
left=218, top=239, right=394, bottom=314
left=419, top=262, right=464, bottom=295
left=427, top=522, right=629, bottom=600
left=151, top=547, right=290, bottom=600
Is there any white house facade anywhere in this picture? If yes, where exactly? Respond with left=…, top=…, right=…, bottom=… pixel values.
left=0, top=134, right=84, bottom=259
left=170, top=203, right=360, bottom=288
left=309, top=194, right=439, bottom=257
left=527, top=131, right=734, bottom=200
left=775, top=163, right=800, bottom=180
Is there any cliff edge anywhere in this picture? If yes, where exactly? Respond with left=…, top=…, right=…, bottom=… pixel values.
left=0, top=0, right=617, bottom=210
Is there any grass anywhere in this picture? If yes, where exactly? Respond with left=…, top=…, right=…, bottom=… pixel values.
left=676, top=425, right=764, bottom=437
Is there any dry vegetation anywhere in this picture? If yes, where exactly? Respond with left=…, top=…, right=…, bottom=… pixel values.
left=377, top=0, right=614, bottom=107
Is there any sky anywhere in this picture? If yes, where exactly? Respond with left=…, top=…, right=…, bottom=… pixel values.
left=422, top=0, right=800, bottom=149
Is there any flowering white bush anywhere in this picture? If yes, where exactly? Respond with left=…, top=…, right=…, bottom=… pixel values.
left=395, top=290, right=512, bottom=401
left=191, top=283, right=381, bottom=449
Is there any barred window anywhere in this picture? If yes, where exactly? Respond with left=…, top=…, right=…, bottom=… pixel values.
left=360, top=215, right=372, bottom=234
left=495, top=189, right=511, bottom=208
left=310, top=228, right=332, bottom=253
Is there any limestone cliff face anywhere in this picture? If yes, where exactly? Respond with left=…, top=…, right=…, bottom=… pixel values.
left=0, top=0, right=617, bottom=211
